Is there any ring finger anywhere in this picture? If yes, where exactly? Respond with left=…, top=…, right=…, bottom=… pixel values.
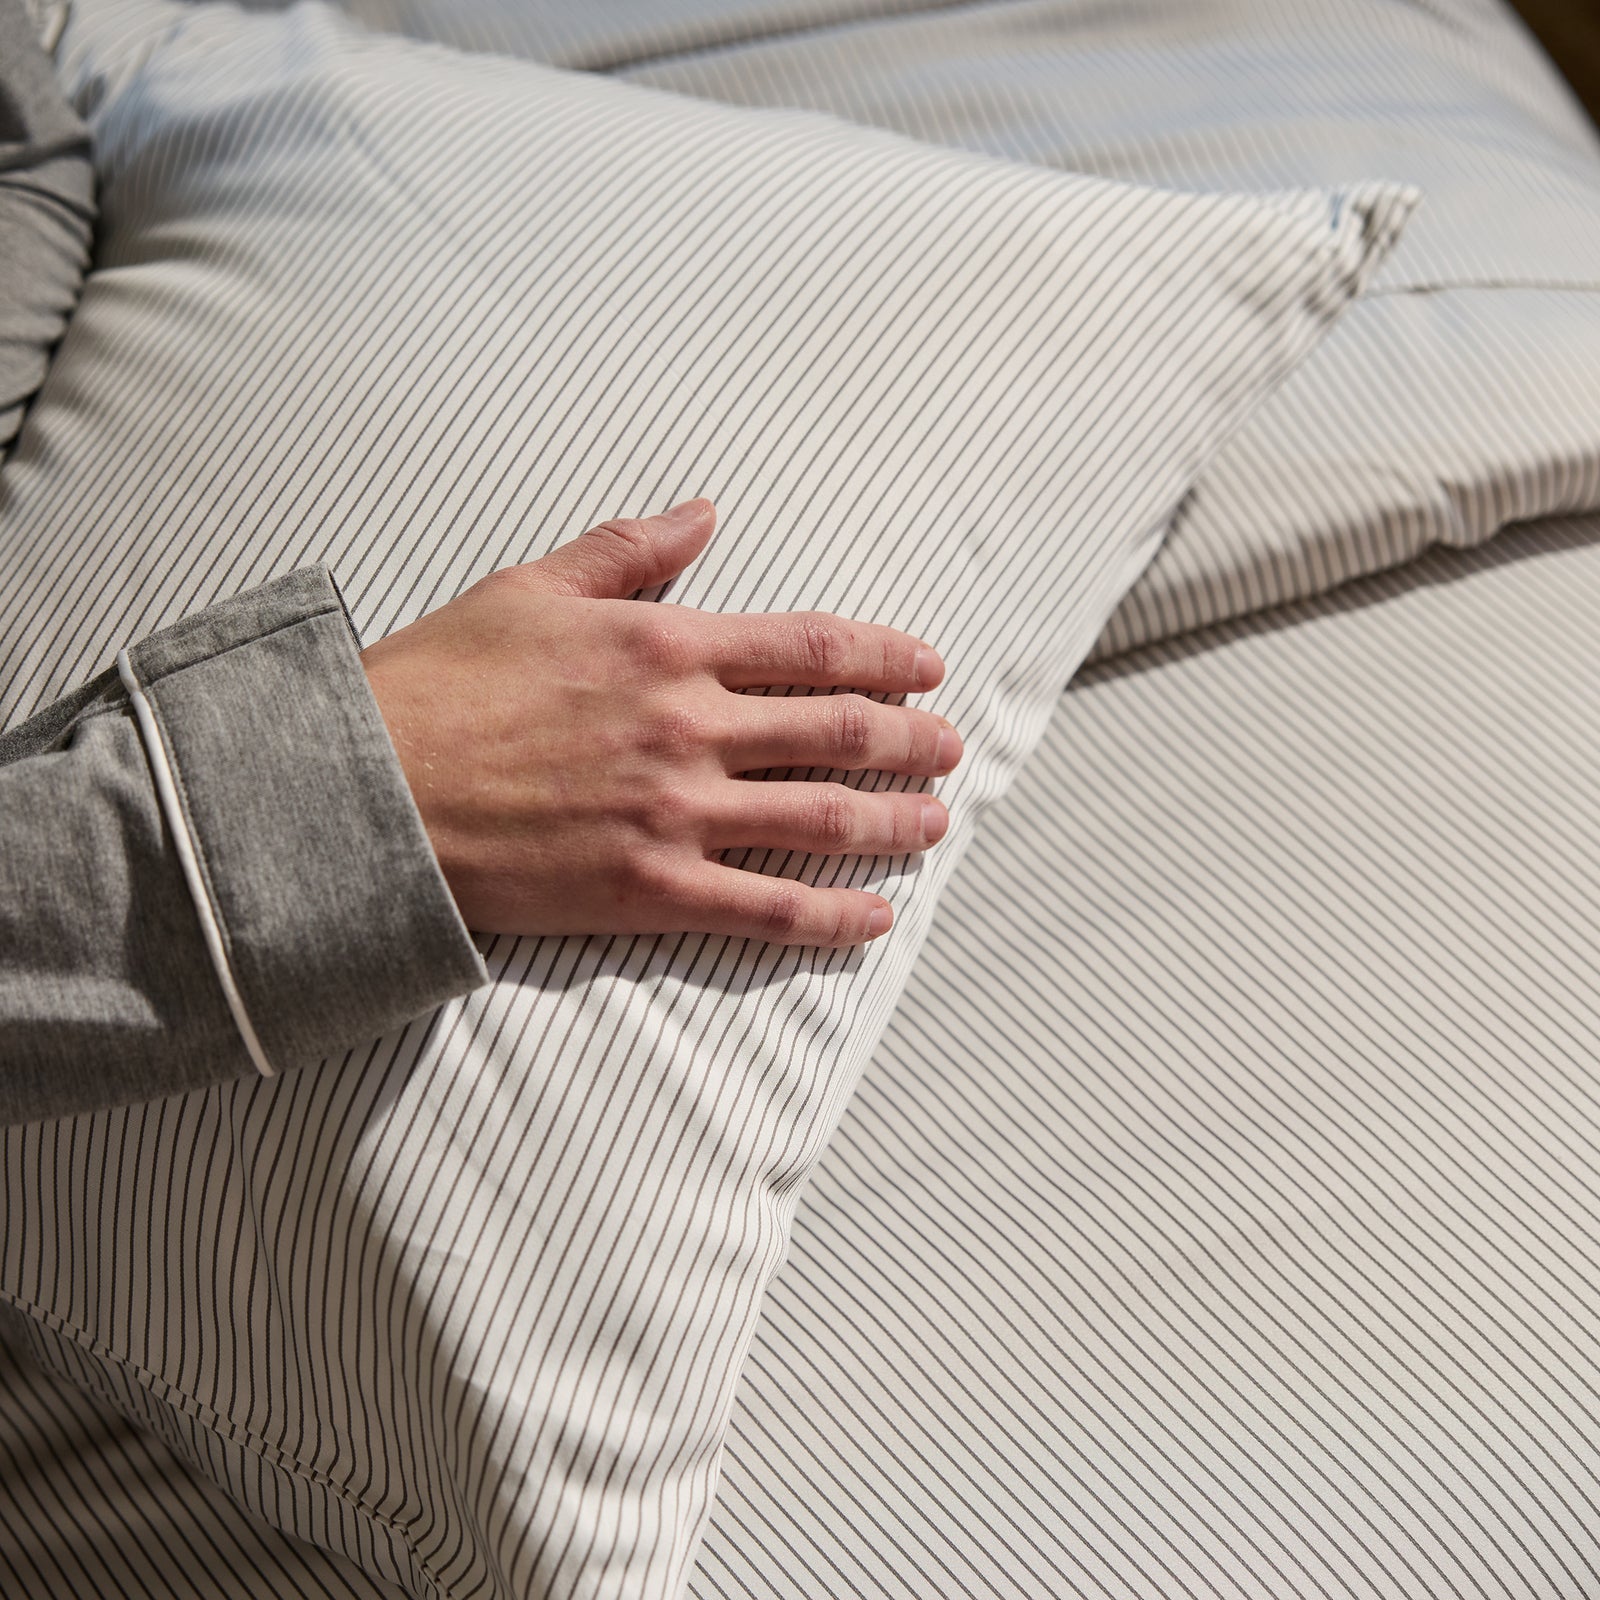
left=728, top=692, right=960, bottom=777
left=713, top=780, right=949, bottom=858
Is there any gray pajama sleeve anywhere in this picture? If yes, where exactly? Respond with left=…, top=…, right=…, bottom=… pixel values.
left=0, top=0, right=94, bottom=449
left=0, top=566, right=490, bottom=1125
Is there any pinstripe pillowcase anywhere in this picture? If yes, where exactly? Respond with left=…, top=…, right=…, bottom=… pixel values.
left=0, top=1, right=1410, bottom=1596
left=617, top=0, right=1600, bottom=661
left=315, top=0, right=1600, bottom=661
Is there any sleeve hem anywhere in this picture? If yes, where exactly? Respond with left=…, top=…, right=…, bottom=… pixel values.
left=121, top=567, right=488, bottom=1078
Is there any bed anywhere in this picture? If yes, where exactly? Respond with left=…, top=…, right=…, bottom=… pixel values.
left=4, top=2, right=1600, bottom=1598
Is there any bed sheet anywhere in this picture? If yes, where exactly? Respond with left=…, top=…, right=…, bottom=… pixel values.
left=8, top=508, right=1600, bottom=1598
left=693, top=510, right=1600, bottom=1600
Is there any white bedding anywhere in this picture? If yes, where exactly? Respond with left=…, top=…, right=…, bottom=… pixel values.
left=10, top=509, right=1600, bottom=1600
left=0, top=4, right=1403, bottom=1596
left=7, top=3, right=1600, bottom=1598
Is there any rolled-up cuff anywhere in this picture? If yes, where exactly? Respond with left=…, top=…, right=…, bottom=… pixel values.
left=119, top=566, right=488, bottom=1077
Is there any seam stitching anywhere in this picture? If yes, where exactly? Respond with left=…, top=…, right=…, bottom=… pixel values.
left=2, top=1289, right=446, bottom=1599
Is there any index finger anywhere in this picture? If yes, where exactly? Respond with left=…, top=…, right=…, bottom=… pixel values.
left=705, top=610, right=944, bottom=693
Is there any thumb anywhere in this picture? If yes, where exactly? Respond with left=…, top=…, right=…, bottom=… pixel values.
left=525, top=499, right=717, bottom=599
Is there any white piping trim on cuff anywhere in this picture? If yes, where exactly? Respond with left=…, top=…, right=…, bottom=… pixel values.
left=117, top=648, right=277, bottom=1079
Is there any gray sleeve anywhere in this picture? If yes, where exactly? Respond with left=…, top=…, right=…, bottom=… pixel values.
left=0, top=566, right=490, bottom=1125
left=0, top=0, right=95, bottom=449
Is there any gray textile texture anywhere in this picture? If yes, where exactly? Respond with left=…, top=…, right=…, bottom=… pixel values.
left=0, top=566, right=487, bottom=1126
left=0, top=0, right=93, bottom=447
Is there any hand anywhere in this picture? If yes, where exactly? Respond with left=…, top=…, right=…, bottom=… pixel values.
left=360, top=500, right=962, bottom=946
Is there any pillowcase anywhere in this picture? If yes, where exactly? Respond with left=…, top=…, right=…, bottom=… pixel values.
left=0, top=1, right=1410, bottom=1595
left=316, top=0, right=927, bottom=70
left=331, top=0, right=1600, bottom=661
left=0, top=0, right=93, bottom=449
left=614, top=0, right=1600, bottom=661
left=0, top=1313, right=402, bottom=1600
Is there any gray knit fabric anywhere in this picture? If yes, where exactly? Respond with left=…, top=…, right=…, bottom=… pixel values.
left=0, top=0, right=92, bottom=447
left=0, top=566, right=487, bottom=1125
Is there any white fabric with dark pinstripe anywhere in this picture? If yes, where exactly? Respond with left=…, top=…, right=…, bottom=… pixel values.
left=0, top=2, right=1407, bottom=1596
left=11, top=510, right=1600, bottom=1600
left=301, top=0, right=1600, bottom=663
left=692, top=510, right=1600, bottom=1600
left=0, top=1319, right=402, bottom=1600
left=618, top=0, right=1600, bottom=662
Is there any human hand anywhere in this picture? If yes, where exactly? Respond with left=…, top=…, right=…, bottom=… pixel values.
left=359, top=500, right=962, bottom=946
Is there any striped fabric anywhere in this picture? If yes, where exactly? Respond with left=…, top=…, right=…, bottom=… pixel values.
left=10, top=509, right=1600, bottom=1600
left=304, top=0, right=952, bottom=70
left=616, top=0, right=1600, bottom=662
left=306, top=0, right=1600, bottom=662
left=696, top=509, right=1600, bottom=1600
left=0, top=3, right=1407, bottom=1596
left=0, top=1319, right=402, bottom=1600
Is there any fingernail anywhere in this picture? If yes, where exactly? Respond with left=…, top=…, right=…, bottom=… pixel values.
left=662, top=498, right=710, bottom=521
left=867, top=905, right=893, bottom=938
left=936, top=728, right=962, bottom=770
left=914, top=647, right=942, bottom=689
left=921, top=800, right=948, bottom=844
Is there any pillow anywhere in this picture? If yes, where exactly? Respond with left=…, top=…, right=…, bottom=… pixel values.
left=613, top=0, right=1600, bottom=660
left=0, top=1, right=1410, bottom=1595
left=333, top=0, right=1600, bottom=661
left=315, top=0, right=928, bottom=69
left=0, top=1312, right=403, bottom=1600
left=0, top=0, right=94, bottom=450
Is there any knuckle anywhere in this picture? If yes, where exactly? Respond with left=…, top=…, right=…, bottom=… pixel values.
left=637, top=701, right=708, bottom=760
left=621, top=850, right=680, bottom=910
left=759, top=884, right=809, bottom=943
left=831, top=695, right=872, bottom=763
left=886, top=796, right=919, bottom=853
left=634, top=775, right=698, bottom=838
left=807, top=787, right=856, bottom=853
left=589, top=517, right=653, bottom=561
left=630, top=616, right=692, bottom=675
left=798, top=614, right=846, bottom=679
left=570, top=518, right=658, bottom=595
left=472, top=564, right=528, bottom=602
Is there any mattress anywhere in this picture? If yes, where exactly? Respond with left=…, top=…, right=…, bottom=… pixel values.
left=8, top=506, right=1600, bottom=1598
